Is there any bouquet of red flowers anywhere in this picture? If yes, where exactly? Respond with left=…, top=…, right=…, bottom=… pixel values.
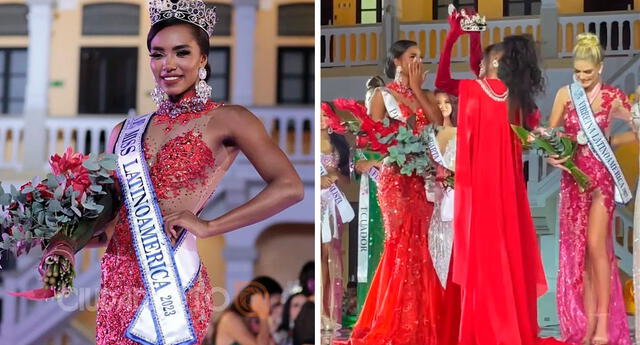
left=331, top=98, right=435, bottom=176
left=0, top=148, right=118, bottom=299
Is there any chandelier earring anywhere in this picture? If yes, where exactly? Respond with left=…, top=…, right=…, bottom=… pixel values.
left=492, top=59, right=499, bottom=69
left=195, top=67, right=212, bottom=103
left=394, top=66, right=403, bottom=83
left=151, top=85, right=168, bottom=106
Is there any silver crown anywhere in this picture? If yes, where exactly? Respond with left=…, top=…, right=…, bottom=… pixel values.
left=448, top=4, right=487, bottom=32
left=149, top=0, right=217, bottom=37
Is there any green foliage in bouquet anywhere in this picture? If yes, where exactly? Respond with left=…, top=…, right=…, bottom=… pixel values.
left=512, top=125, right=590, bottom=192
left=380, top=124, right=434, bottom=176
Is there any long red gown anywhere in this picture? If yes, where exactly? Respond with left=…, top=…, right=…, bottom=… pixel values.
left=454, top=78, right=568, bottom=345
left=349, top=106, right=443, bottom=345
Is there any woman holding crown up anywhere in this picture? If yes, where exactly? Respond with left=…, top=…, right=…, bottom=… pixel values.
left=90, top=1, right=304, bottom=344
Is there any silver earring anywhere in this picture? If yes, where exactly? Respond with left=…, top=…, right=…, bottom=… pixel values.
left=195, top=67, right=212, bottom=103
left=151, top=85, right=167, bottom=106
left=492, top=59, right=499, bottom=69
left=394, top=66, right=403, bottom=83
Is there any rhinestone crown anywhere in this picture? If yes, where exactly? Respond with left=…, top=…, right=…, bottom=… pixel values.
left=149, top=0, right=217, bottom=37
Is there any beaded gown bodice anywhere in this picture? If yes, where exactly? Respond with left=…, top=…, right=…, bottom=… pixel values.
left=97, top=97, right=238, bottom=344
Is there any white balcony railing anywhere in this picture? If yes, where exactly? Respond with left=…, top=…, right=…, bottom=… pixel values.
left=321, top=11, right=640, bottom=68
left=0, top=107, right=314, bottom=173
left=558, top=11, right=639, bottom=57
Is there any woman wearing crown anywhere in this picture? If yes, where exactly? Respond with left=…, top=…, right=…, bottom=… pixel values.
left=89, top=1, right=304, bottom=344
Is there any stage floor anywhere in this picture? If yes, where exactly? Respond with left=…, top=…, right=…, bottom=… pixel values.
left=325, top=316, right=637, bottom=345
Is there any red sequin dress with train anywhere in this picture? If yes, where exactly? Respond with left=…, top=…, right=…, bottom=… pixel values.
left=349, top=93, right=443, bottom=345
left=96, top=94, right=236, bottom=344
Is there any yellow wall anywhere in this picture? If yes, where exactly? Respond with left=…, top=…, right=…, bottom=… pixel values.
left=333, top=0, right=357, bottom=25
left=557, top=0, right=583, bottom=14
left=0, top=0, right=312, bottom=111
left=399, top=0, right=432, bottom=23
left=479, top=0, right=503, bottom=19
left=253, top=0, right=314, bottom=106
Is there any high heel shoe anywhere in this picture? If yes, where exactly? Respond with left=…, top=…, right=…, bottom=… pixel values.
left=591, top=313, right=608, bottom=345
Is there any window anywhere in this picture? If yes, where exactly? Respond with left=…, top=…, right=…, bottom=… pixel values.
left=78, top=48, right=138, bottom=114
left=208, top=47, right=230, bottom=102
left=504, top=0, right=541, bottom=16
left=434, top=0, right=477, bottom=20
left=0, top=49, right=27, bottom=114
left=278, top=4, right=314, bottom=36
left=206, top=3, right=232, bottom=36
left=277, top=47, right=314, bottom=104
left=358, top=0, right=382, bottom=24
left=82, top=3, right=140, bottom=36
left=0, top=5, right=27, bottom=35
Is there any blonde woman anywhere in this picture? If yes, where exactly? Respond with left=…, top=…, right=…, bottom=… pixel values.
left=548, top=33, right=634, bottom=345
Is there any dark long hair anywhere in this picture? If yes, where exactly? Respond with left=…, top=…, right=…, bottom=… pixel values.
left=330, top=133, right=351, bottom=177
left=277, top=292, right=305, bottom=332
left=299, top=261, right=314, bottom=297
left=384, top=40, right=418, bottom=79
left=497, top=35, right=545, bottom=119
left=147, top=18, right=212, bottom=82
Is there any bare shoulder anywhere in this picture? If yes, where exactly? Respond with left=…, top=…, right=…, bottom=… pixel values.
left=218, top=310, right=244, bottom=329
left=206, top=104, right=261, bottom=127
left=556, top=85, right=570, bottom=101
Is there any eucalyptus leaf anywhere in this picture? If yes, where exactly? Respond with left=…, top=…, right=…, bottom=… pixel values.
left=70, top=206, right=82, bottom=217
left=98, top=159, right=117, bottom=170
left=83, top=160, right=100, bottom=171
left=0, top=194, right=11, bottom=206
left=48, top=199, right=62, bottom=212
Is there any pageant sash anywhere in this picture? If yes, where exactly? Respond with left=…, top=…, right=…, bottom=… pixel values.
left=116, top=113, right=198, bottom=345
left=570, top=82, right=632, bottom=204
left=427, top=128, right=446, bottom=168
left=355, top=152, right=379, bottom=283
left=379, top=87, right=405, bottom=122
left=320, top=164, right=355, bottom=224
left=357, top=174, right=370, bottom=283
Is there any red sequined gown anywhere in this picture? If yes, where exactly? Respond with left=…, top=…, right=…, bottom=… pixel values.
left=349, top=89, right=443, bottom=345
left=96, top=95, right=235, bottom=344
left=454, top=79, right=567, bottom=345
left=557, top=84, right=632, bottom=345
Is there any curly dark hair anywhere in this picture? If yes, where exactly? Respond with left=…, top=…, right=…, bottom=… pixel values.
left=384, top=40, right=418, bottom=79
left=497, top=35, right=545, bottom=118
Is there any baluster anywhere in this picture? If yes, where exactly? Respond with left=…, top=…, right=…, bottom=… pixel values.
left=279, top=116, right=288, bottom=153
left=12, top=126, right=21, bottom=169
left=617, top=20, right=623, bottom=53
left=63, top=127, right=72, bottom=152
left=91, top=128, right=100, bottom=154
left=0, top=127, right=7, bottom=169
left=77, top=127, right=87, bottom=155
left=294, top=115, right=304, bottom=160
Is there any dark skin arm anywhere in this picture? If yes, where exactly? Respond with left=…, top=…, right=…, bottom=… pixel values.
left=164, top=105, right=304, bottom=239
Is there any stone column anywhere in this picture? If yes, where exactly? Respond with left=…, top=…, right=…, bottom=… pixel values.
left=380, top=0, right=400, bottom=67
left=23, top=0, right=55, bottom=172
left=232, top=0, right=258, bottom=106
left=540, top=0, right=558, bottom=59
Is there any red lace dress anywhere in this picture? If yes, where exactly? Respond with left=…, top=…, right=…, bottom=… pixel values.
left=349, top=94, right=443, bottom=345
left=96, top=97, right=235, bottom=344
left=557, top=84, right=632, bottom=345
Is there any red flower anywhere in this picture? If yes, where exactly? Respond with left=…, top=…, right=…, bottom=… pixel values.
left=49, top=147, right=91, bottom=197
left=36, top=183, right=54, bottom=199
left=20, top=182, right=33, bottom=202
left=50, top=147, right=87, bottom=176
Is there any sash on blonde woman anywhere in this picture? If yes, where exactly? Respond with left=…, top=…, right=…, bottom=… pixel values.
left=569, top=81, right=632, bottom=204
